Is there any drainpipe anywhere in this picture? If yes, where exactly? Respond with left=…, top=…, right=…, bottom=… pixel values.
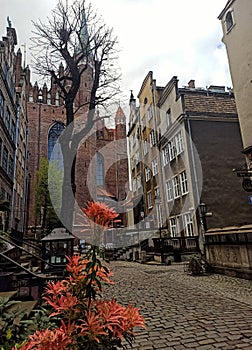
left=185, top=114, right=200, bottom=204
left=185, top=114, right=202, bottom=245
left=21, top=127, right=29, bottom=233
left=10, top=104, right=20, bottom=232
left=150, top=79, right=168, bottom=229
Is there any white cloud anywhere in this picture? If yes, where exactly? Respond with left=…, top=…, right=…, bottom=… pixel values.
left=0, top=0, right=232, bottom=108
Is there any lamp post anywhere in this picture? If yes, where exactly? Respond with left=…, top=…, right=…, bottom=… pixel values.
left=139, top=210, right=144, bottom=245
left=159, top=225, right=165, bottom=264
left=155, top=196, right=164, bottom=264
left=199, top=203, right=207, bottom=256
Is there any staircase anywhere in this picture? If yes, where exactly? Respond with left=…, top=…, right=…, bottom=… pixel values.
left=110, top=242, right=154, bottom=263
left=0, top=234, right=64, bottom=300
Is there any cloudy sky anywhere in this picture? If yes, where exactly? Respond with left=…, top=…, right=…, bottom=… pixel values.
left=0, top=0, right=231, bottom=107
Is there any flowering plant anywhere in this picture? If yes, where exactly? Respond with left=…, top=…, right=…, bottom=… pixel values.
left=14, top=202, right=145, bottom=350
left=81, top=201, right=120, bottom=247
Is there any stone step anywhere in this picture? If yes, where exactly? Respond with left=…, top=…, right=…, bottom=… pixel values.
left=8, top=300, right=38, bottom=321
left=0, top=290, right=17, bottom=300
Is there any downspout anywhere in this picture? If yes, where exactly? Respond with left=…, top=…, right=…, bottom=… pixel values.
left=37, top=101, right=42, bottom=170
left=185, top=114, right=200, bottom=207
left=150, top=80, right=168, bottom=228
left=10, top=104, right=20, bottom=232
left=21, top=127, right=29, bottom=233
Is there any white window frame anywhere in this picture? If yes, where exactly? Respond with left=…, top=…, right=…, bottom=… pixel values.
left=154, top=187, right=160, bottom=200
left=147, top=191, right=152, bottom=209
left=180, top=171, right=188, bottom=195
left=143, top=139, right=148, bottom=155
left=163, top=145, right=169, bottom=166
left=184, top=213, right=194, bottom=237
left=166, top=180, right=173, bottom=202
left=172, top=176, right=180, bottom=198
left=175, top=131, right=183, bottom=155
left=169, top=217, right=177, bottom=237
left=152, top=158, right=158, bottom=176
left=145, top=167, right=151, bottom=182
left=150, top=130, right=156, bottom=148
left=168, top=140, right=176, bottom=161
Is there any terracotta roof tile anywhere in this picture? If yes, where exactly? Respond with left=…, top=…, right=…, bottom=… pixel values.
left=183, top=92, right=237, bottom=116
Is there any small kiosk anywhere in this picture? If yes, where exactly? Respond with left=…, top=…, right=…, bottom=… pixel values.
left=41, top=228, right=75, bottom=273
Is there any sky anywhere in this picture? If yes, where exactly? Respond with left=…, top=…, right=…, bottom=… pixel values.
left=0, top=0, right=231, bottom=110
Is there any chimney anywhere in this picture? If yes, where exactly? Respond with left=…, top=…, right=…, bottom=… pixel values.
left=208, top=85, right=225, bottom=92
left=188, top=79, right=195, bottom=88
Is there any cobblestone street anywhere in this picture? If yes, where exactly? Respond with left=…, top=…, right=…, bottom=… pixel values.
left=103, top=261, right=252, bottom=350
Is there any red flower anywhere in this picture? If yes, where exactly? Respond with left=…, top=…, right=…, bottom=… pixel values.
left=43, top=280, right=69, bottom=298
left=44, top=292, right=79, bottom=317
left=81, top=201, right=119, bottom=228
left=94, top=299, right=146, bottom=340
left=66, top=254, right=114, bottom=287
left=19, top=321, right=75, bottom=350
left=78, top=310, right=107, bottom=342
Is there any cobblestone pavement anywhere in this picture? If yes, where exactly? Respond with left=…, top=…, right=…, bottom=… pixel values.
left=102, top=261, right=252, bottom=350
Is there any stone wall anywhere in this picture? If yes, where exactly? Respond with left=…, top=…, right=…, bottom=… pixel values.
left=205, top=225, right=252, bottom=280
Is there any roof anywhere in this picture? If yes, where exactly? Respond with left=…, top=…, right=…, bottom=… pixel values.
left=182, top=91, right=237, bottom=116
left=41, top=228, right=75, bottom=241
left=115, top=105, right=126, bottom=124
left=115, top=105, right=125, bottom=118
left=206, top=224, right=252, bottom=235
left=218, top=0, right=235, bottom=19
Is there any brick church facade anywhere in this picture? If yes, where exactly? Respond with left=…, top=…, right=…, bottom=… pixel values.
left=25, top=63, right=129, bottom=238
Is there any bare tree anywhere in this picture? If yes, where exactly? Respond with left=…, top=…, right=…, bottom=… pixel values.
left=31, top=0, right=121, bottom=231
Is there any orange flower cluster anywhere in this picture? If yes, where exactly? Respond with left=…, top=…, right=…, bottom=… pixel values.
left=81, top=201, right=119, bottom=228
left=17, top=321, right=75, bottom=350
left=17, top=253, right=145, bottom=350
left=65, top=255, right=115, bottom=286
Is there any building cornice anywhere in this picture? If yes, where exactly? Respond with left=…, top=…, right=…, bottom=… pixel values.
left=218, top=0, right=235, bottom=19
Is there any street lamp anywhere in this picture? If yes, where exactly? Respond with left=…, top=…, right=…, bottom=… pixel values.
left=155, top=196, right=165, bottom=264
left=159, top=225, right=165, bottom=264
left=199, top=203, right=207, bottom=232
left=199, top=202, right=212, bottom=256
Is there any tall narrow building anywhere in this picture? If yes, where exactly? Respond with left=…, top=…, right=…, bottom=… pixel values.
left=128, top=72, right=251, bottom=252
left=0, top=22, right=28, bottom=238
left=218, top=0, right=252, bottom=191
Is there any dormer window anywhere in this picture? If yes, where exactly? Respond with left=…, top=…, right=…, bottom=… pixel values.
left=225, top=10, right=234, bottom=32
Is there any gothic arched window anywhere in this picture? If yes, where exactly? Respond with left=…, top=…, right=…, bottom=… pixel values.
left=96, top=152, right=104, bottom=186
left=48, top=122, right=65, bottom=165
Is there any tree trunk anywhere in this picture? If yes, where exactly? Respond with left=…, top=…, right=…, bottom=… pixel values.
left=59, top=102, right=76, bottom=232
left=60, top=149, right=76, bottom=232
